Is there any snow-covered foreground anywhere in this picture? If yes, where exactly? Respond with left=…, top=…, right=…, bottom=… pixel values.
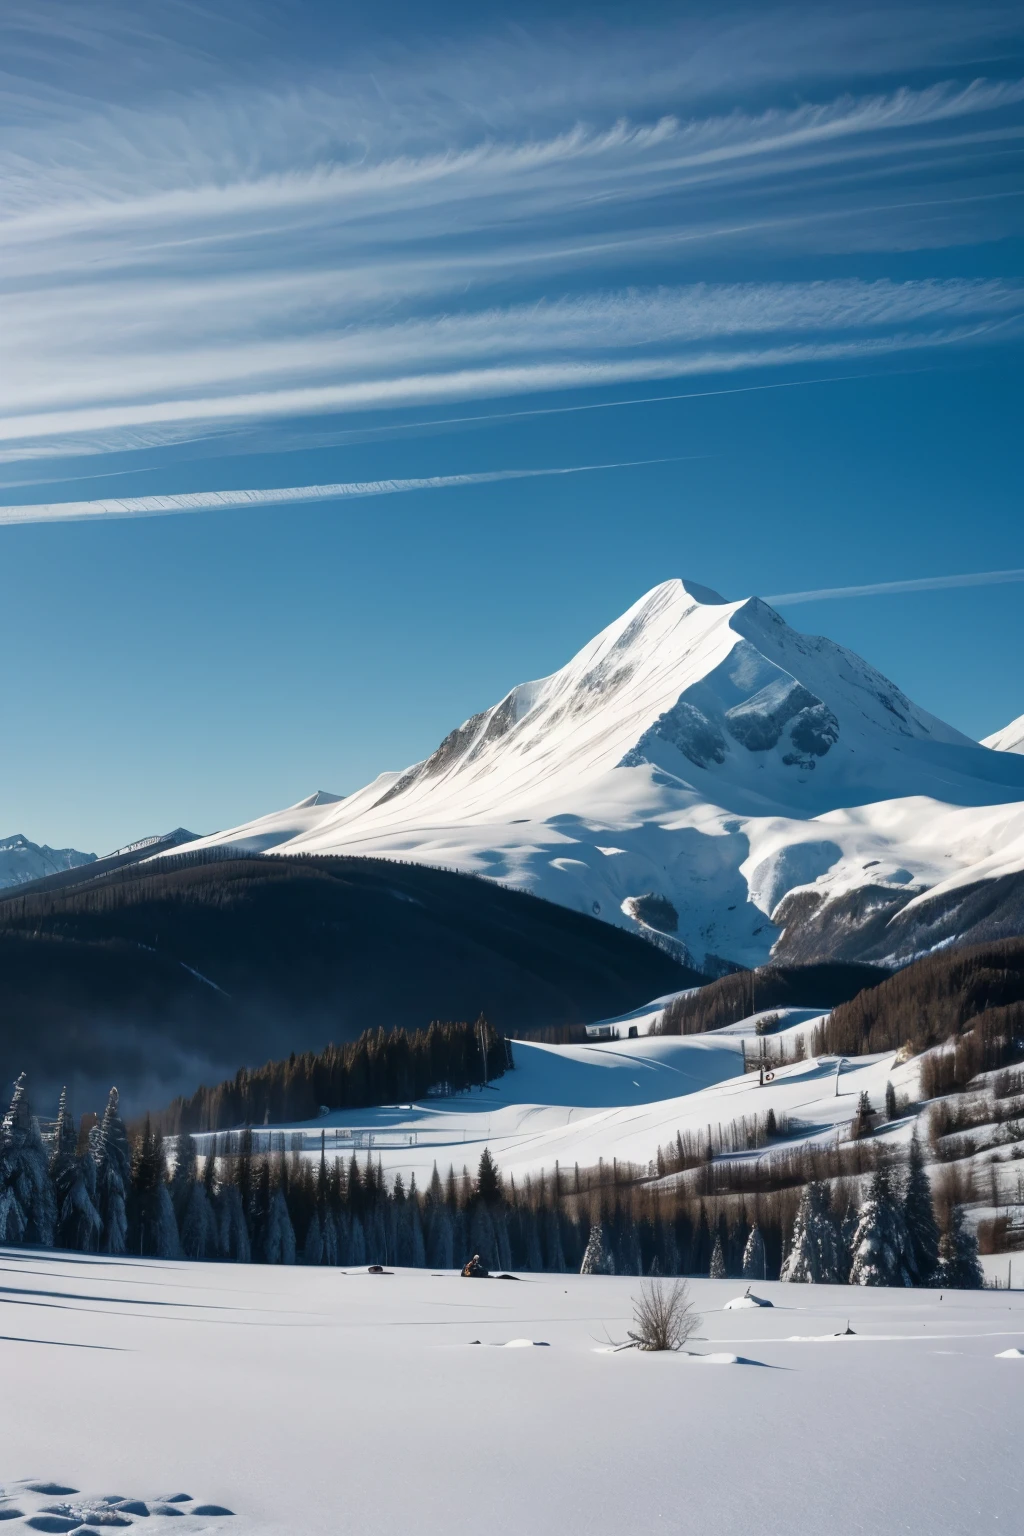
left=2, top=1250, right=1021, bottom=1536
left=243, top=1027, right=909, bottom=1186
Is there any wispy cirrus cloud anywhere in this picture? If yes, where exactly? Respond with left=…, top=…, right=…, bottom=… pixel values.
left=0, top=456, right=679, bottom=526
left=766, top=568, right=1024, bottom=603
left=0, top=280, right=1019, bottom=449
left=1, top=6, right=1023, bottom=464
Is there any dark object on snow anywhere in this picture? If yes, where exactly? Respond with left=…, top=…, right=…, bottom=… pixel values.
left=462, top=1253, right=489, bottom=1278
left=495, top=1272, right=522, bottom=1280
left=367, top=1264, right=393, bottom=1274
left=836, top=1321, right=856, bottom=1335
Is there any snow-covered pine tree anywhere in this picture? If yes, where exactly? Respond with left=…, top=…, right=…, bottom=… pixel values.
left=50, top=1087, right=101, bottom=1252
left=94, top=1087, right=132, bottom=1255
left=781, top=1182, right=844, bottom=1283
left=742, top=1223, right=766, bottom=1280
left=884, top=1080, right=898, bottom=1122
left=0, top=1073, right=56, bottom=1246
left=580, top=1222, right=614, bottom=1275
left=937, top=1204, right=984, bottom=1289
left=903, top=1136, right=940, bottom=1286
left=849, top=1166, right=913, bottom=1286
left=709, top=1234, right=727, bottom=1279
left=50, top=1086, right=76, bottom=1171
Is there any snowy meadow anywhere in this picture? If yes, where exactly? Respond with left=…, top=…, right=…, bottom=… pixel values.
left=1, top=1252, right=1021, bottom=1536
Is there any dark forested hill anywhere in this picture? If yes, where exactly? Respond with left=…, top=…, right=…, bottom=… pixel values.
left=0, top=851, right=700, bottom=1112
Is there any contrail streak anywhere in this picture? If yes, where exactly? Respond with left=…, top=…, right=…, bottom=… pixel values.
left=0, top=456, right=682, bottom=527
left=766, top=569, right=1024, bottom=604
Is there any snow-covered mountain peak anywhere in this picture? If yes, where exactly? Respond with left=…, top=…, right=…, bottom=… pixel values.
left=983, top=713, right=1024, bottom=754
left=165, top=579, right=1024, bottom=972
left=294, top=790, right=344, bottom=808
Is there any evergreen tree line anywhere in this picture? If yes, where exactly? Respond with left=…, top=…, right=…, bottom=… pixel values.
left=151, top=1018, right=511, bottom=1135
left=655, top=962, right=888, bottom=1036
left=815, top=937, right=1024, bottom=1060
left=1, top=1073, right=982, bottom=1287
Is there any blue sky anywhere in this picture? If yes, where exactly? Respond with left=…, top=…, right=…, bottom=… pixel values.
left=2, top=0, right=1023, bottom=853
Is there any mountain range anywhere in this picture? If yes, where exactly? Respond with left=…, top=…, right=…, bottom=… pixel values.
left=0, top=834, right=96, bottom=890
left=163, top=579, right=1024, bottom=973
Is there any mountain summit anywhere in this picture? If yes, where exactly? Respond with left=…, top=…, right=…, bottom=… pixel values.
left=170, top=580, right=1024, bottom=971
left=983, top=712, right=1024, bottom=754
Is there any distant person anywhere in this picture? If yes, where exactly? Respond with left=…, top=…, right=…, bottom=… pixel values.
left=461, top=1253, right=489, bottom=1278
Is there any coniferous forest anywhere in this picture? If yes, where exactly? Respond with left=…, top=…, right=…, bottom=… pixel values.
left=0, top=1065, right=984, bottom=1289
left=4, top=935, right=1019, bottom=1289
left=0, top=850, right=696, bottom=1102
left=152, top=1018, right=512, bottom=1134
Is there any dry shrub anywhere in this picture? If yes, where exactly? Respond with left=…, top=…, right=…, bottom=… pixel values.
left=627, top=1278, right=702, bottom=1352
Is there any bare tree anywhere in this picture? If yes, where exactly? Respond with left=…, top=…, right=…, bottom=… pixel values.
left=626, top=1278, right=702, bottom=1352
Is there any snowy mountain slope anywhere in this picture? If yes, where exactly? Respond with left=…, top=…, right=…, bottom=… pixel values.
left=240, top=1028, right=907, bottom=1188
left=167, top=580, right=1024, bottom=969
left=983, top=712, right=1024, bottom=753
left=0, top=833, right=95, bottom=890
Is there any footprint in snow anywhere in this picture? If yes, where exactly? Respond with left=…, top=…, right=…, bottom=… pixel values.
left=5, top=1484, right=235, bottom=1530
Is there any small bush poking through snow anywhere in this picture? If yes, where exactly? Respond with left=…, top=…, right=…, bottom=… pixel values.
left=627, top=1279, right=702, bottom=1352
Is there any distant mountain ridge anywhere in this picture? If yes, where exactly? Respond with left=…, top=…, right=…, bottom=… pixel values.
left=3, top=826, right=200, bottom=900
left=0, top=834, right=96, bottom=891
left=164, top=579, right=1024, bottom=971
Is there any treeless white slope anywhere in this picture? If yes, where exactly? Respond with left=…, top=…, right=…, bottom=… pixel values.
left=260, top=1035, right=908, bottom=1188
left=168, top=580, right=1024, bottom=967
left=983, top=712, right=1024, bottom=753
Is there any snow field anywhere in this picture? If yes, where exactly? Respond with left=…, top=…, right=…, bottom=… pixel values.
left=255, top=1028, right=909, bottom=1187
left=1, top=1249, right=1021, bottom=1536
